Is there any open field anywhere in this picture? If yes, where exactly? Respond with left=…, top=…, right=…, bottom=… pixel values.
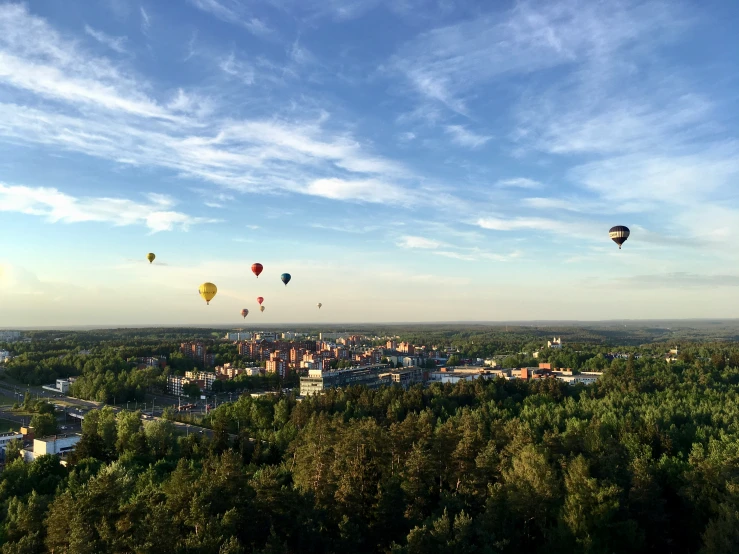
left=0, top=418, right=19, bottom=433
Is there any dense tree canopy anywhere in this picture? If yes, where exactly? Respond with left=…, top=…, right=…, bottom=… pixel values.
left=0, top=344, right=738, bottom=552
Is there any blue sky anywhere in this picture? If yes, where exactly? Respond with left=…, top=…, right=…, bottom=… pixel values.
left=1, top=0, right=739, bottom=326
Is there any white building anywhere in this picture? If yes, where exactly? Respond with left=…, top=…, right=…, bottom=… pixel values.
left=547, top=337, right=563, bottom=349
left=56, top=379, right=70, bottom=393
left=225, top=332, right=252, bottom=341
left=0, top=431, right=23, bottom=451
left=0, top=350, right=11, bottom=363
left=556, top=372, right=602, bottom=386
left=21, top=434, right=81, bottom=464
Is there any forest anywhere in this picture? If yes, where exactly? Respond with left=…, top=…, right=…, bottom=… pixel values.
left=1, top=342, right=739, bottom=553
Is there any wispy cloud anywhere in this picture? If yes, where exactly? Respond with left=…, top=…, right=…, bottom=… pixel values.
left=391, top=0, right=681, bottom=113
left=445, top=125, right=491, bottom=148
left=476, top=216, right=601, bottom=241
left=495, top=178, right=542, bottom=189
left=0, top=5, right=457, bottom=209
left=140, top=6, right=151, bottom=34
left=0, top=183, right=217, bottom=232
left=305, top=178, right=409, bottom=204
left=187, top=0, right=272, bottom=37
left=310, top=223, right=380, bottom=234
left=219, top=52, right=255, bottom=84
left=84, top=25, right=128, bottom=54
left=396, top=235, right=445, bottom=249
left=289, top=39, right=315, bottom=65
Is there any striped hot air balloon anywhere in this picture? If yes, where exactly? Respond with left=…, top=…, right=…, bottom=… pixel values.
left=609, top=226, right=630, bottom=249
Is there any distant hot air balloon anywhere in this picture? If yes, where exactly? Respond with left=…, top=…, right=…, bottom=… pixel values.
left=251, top=263, right=263, bottom=278
left=317, top=303, right=322, bottom=309
left=609, top=226, right=630, bottom=249
left=146, top=253, right=155, bottom=264
left=198, top=282, right=217, bottom=305
left=257, top=296, right=264, bottom=305
left=241, top=309, right=249, bottom=319
left=281, top=273, right=291, bottom=286
left=260, top=305, right=265, bottom=313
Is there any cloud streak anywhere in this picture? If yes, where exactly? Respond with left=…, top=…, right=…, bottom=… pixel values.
left=0, top=183, right=218, bottom=232
left=84, top=25, right=128, bottom=54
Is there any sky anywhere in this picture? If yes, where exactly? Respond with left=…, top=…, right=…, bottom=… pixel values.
left=1, top=0, right=739, bottom=326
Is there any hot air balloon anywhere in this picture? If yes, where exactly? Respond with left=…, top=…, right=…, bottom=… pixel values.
left=609, top=226, right=630, bottom=249
left=251, top=263, right=263, bottom=278
left=198, top=282, right=217, bottom=305
left=146, top=253, right=155, bottom=264
left=260, top=305, right=265, bottom=313
left=281, top=273, right=291, bottom=286
left=317, top=303, right=322, bottom=309
left=257, top=296, right=264, bottom=305
left=241, top=309, right=249, bottom=319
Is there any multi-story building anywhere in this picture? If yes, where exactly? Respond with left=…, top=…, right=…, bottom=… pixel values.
left=266, top=352, right=288, bottom=378
left=0, top=350, right=11, bottom=363
left=398, top=342, right=415, bottom=354
left=299, top=364, right=391, bottom=396
left=0, top=431, right=23, bottom=461
left=379, top=367, right=424, bottom=389
left=386, top=340, right=397, bottom=350
left=180, top=342, right=216, bottom=367
left=185, top=371, right=216, bottom=390
left=254, top=332, right=278, bottom=342
left=21, top=434, right=81, bottom=464
left=215, top=363, right=257, bottom=379
left=225, top=332, right=252, bottom=341
left=167, top=375, right=189, bottom=396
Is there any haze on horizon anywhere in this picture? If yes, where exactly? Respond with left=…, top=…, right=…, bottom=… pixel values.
left=2, top=0, right=739, bottom=327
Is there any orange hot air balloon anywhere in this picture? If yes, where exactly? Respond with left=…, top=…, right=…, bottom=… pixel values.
left=257, top=297, right=264, bottom=305
left=251, top=263, right=263, bottom=278
left=241, top=309, right=249, bottom=319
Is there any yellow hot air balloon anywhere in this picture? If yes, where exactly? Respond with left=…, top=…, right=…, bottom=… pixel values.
left=198, top=282, right=217, bottom=305
left=260, top=305, right=265, bottom=313
left=146, top=253, right=156, bottom=264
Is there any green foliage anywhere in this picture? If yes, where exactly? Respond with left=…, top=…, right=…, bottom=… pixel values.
left=29, top=414, right=57, bottom=438
left=3, top=329, right=739, bottom=552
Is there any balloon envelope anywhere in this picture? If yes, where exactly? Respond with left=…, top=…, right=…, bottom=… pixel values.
left=198, top=282, right=217, bottom=305
left=146, top=253, right=155, bottom=264
left=608, top=226, right=630, bottom=249
left=241, top=309, right=249, bottom=319
left=317, top=303, right=322, bottom=309
left=251, top=263, right=263, bottom=278
left=280, top=273, right=291, bottom=286
left=260, top=305, right=265, bottom=313
left=257, top=296, right=264, bottom=305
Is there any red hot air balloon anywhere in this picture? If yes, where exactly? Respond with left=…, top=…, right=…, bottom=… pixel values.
left=241, top=309, right=249, bottom=319
left=251, top=263, right=263, bottom=278
left=257, top=297, right=264, bottom=305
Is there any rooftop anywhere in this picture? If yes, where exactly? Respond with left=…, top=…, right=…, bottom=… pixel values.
left=35, top=433, right=82, bottom=443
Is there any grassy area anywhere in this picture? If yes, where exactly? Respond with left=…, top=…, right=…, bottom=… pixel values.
left=0, top=393, right=18, bottom=406
left=0, top=418, right=19, bottom=433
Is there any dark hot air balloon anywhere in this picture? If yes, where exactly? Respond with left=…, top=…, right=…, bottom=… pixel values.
left=251, top=263, right=263, bottom=278
left=241, top=309, right=249, bottom=319
left=609, top=226, right=630, bottom=249
left=280, top=273, right=291, bottom=286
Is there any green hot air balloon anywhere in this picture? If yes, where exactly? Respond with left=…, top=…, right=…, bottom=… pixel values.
left=280, top=273, right=291, bottom=286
